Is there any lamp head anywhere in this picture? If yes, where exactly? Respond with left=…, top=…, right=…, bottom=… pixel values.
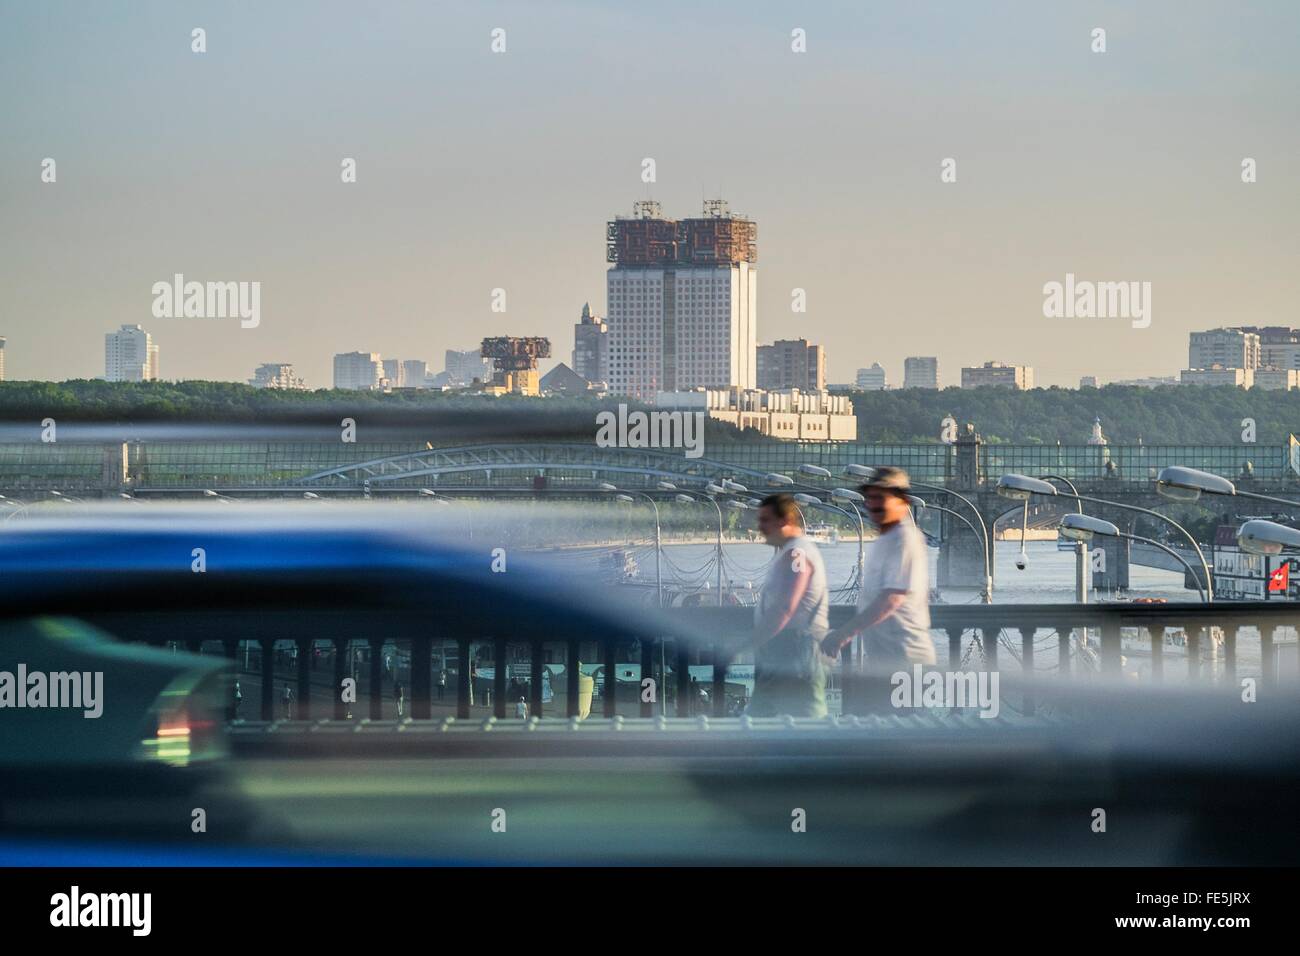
left=1059, top=512, right=1118, bottom=543
left=1155, top=466, right=1236, bottom=503
left=996, top=474, right=1058, bottom=501
left=1237, top=519, right=1300, bottom=556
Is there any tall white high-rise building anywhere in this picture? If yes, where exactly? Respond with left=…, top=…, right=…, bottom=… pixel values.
left=105, top=324, right=159, bottom=382
left=605, top=200, right=757, bottom=402
left=0, top=336, right=6, bottom=381
left=333, top=352, right=383, bottom=390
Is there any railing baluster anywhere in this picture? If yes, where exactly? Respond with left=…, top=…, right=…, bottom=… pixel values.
left=411, top=636, right=431, bottom=720
left=260, top=637, right=274, bottom=720
left=1150, top=624, right=1164, bottom=682
left=1186, top=627, right=1202, bottom=681
left=676, top=639, right=691, bottom=718
left=640, top=638, right=655, bottom=717
left=1261, top=625, right=1276, bottom=691
left=456, top=639, right=471, bottom=719
left=296, top=637, right=312, bottom=721
left=603, top=636, right=618, bottom=718
left=369, top=637, right=384, bottom=720
left=493, top=636, right=507, bottom=719
left=1057, top=624, right=1071, bottom=676
left=333, top=637, right=348, bottom=720
left=1019, top=627, right=1035, bottom=716
left=1224, top=625, right=1239, bottom=683
left=566, top=638, right=580, bottom=718
left=947, top=628, right=962, bottom=670
left=530, top=640, right=544, bottom=719
left=1099, top=621, right=1122, bottom=675
left=711, top=645, right=726, bottom=717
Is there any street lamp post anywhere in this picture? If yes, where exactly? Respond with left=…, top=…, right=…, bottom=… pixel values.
left=672, top=488, right=726, bottom=607
left=608, top=488, right=664, bottom=608
left=999, top=473, right=1214, bottom=602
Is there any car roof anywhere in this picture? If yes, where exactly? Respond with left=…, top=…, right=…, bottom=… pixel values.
left=0, top=504, right=674, bottom=638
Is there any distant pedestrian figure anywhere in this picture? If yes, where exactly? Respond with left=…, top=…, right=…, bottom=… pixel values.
left=746, top=494, right=830, bottom=719
left=281, top=683, right=295, bottom=720
left=231, top=680, right=243, bottom=720
left=515, top=696, right=528, bottom=719
left=437, top=669, right=447, bottom=701
left=394, top=681, right=406, bottom=718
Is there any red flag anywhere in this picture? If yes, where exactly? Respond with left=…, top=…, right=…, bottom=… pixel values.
left=1268, top=562, right=1289, bottom=594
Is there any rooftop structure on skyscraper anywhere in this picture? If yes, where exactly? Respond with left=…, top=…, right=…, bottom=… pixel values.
left=480, top=336, right=551, bottom=396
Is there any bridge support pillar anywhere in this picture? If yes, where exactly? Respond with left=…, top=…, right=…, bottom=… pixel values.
left=1092, top=534, right=1131, bottom=593
left=936, top=509, right=993, bottom=593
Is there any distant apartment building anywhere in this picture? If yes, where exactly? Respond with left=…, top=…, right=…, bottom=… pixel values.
left=855, top=363, right=887, bottom=390
left=1180, top=366, right=1252, bottom=388
left=333, top=351, right=383, bottom=390
left=442, top=348, right=492, bottom=387
left=1251, top=367, right=1298, bottom=391
left=572, top=302, right=608, bottom=385
left=0, top=336, right=5, bottom=381
left=1189, top=328, right=1261, bottom=370
left=1112, top=375, right=1178, bottom=388
left=758, top=338, right=826, bottom=391
left=249, top=363, right=306, bottom=390
left=1079, top=376, right=1099, bottom=388
left=657, top=387, right=857, bottom=442
left=381, top=359, right=404, bottom=388
left=903, top=356, right=939, bottom=389
left=1237, top=326, right=1300, bottom=370
left=961, top=361, right=1034, bottom=390
left=105, top=324, right=159, bottom=382
left=401, top=359, right=429, bottom=388
left=606, top=200, right=758, bottom=401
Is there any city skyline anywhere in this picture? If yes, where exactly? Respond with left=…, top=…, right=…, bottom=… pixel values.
left=3, top=2, right=1298, bottom=389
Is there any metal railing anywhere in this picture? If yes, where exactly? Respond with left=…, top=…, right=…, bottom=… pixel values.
left=160, top=601, right=1300, bottom=724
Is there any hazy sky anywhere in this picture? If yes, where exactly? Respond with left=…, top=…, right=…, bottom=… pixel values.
left=3, top=0, right=1297, bottom=388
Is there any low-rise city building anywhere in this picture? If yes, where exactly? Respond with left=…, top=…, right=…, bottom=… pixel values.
left=656, top=387, right=856, bottom=441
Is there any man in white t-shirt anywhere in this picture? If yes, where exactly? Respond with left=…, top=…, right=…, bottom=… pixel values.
left=823, top=466, right=935, bottom=712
